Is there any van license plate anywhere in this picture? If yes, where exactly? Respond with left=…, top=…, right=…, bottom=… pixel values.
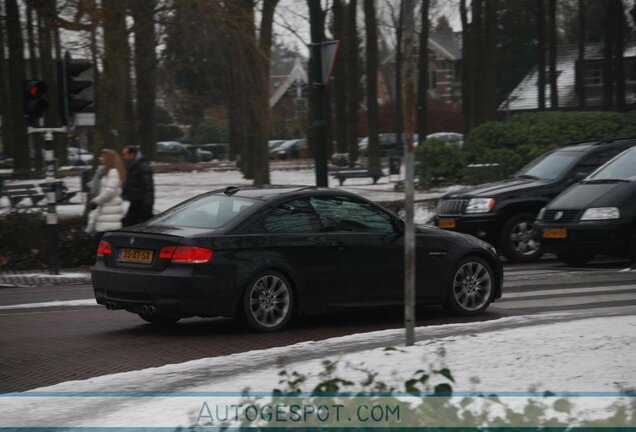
left=543, top=228, right=567, bottom=239
left=118, top=248, right=154, bottom=264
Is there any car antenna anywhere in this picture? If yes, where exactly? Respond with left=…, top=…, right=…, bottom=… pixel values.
left=224, top=186, right=240, bottom=196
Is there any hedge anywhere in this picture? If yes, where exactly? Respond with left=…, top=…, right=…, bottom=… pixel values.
left=416, top=111, right=636, bottom=185
left=0, top=210, right=95, bottom=270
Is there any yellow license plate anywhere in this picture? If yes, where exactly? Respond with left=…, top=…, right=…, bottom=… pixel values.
left=438, top=218, right=456, bottom=229
left=543, top=228, right=567, bottom=239
left=118, top=248, right=154, bottom=264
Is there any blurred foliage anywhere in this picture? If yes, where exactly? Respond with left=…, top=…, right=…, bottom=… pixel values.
left=192, top=119, right=229, bottom=144
left=0, top=210, right=94, bottom=270
left=416, top=111, right=636, bottom=186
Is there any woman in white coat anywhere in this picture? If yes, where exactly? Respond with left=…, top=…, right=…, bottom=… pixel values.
left=87, top=149, right=126, bottom=244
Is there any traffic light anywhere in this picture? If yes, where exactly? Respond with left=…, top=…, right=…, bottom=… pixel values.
left=23, top=80, right=49, bottom=120
left=58, top=52, right=93, bottom=125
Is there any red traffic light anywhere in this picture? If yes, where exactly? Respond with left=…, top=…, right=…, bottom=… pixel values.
left=24, top=80, right=48, bottom=99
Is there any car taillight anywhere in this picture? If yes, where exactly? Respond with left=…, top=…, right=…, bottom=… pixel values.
left=159, top=246, right=213, bottom=264
left=97, top=240, right=112, bottom=256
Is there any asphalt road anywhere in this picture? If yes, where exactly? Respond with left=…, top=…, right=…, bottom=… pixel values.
left=1, top=258, right=635, bottom=393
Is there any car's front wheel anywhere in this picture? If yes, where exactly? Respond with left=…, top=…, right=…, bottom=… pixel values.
left=447, top=256, right=495, bottom=315
left=500, top=213, right=543, bottom=262
left=242, top=270, right=294, bottom=332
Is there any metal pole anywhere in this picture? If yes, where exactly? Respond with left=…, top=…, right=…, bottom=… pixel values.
left=43, top=130, right=58, bottom=275
left=401, top=0, right=417, bottom=346
left=29, top=126, right=66, bottom=275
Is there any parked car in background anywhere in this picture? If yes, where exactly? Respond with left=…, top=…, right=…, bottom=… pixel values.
left=273, top=139, right=308, bottom=159
left=183, top=145, right=213, bottom=162
left=92, top=186, right=502, bottom=332
left=67, top=147, right=94, bottom=166
left=198, top=143, right=228, bottom=160
left=433, top=138, right=636, bottom=263
left=156, top=141, right=188, bottom=161
left=536, top=145, right=636, bottom=266
left=358, top=133, right=419, bottom=156
left=426, top=132, right=464, bottom=147
left=268, top=140, right=285, bottom=150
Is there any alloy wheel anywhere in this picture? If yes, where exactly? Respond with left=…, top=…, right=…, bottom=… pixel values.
left=452, top=260, right=493, bottom=312
left=510, top=220, right=540, bottom=256
left=248, top=274, right=291, bottom=330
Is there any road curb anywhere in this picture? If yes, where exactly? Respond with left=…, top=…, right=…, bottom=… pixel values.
left=0, top=270, right=91, bottom=288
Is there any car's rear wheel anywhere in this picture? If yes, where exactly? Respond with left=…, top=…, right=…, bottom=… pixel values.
left=447, top=256, right=495, bottom=315
left=500, top=213, right=543, bottom=262
left=138, top=313, right=181, bottom=325
left=556, top=251, right=593, bottom=267
left=242, top=270, right=294, bottom=332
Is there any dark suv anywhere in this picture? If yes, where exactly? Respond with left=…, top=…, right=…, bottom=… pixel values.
left=433, top=138, right=636, bottom=262
left=536, top=145, right=636, bottom=266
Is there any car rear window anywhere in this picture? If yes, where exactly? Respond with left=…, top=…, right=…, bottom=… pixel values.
left=149, top=195, right=257, bottom=229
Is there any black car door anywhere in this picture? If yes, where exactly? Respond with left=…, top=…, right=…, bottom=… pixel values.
left=252, top=198, right=336, bottom=311
left=310, top=195, right=403, bottom=302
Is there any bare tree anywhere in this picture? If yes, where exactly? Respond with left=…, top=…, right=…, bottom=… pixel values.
left=346, top=0, right=359, bottom=165
left=548, top=0, right=558, bottom=109
left=416, top=0, right=429, bottom=141
left=365, top=0, right=380, bottom=170
left=5, top=0, right=29, bottom=171
left=0, top=0, right=13, bottom=158
left=130, top=0, right=157, bottom=160
left=333, top=0, right=348, bottom=154
left=614, top=0, right=626, bottom=111
left=537, top=0, right=546, bottom=110
left=577, top=0, right=586, bottom=108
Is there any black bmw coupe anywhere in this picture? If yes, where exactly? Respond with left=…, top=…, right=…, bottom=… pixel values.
left=92, top=186, right=503, bottom=332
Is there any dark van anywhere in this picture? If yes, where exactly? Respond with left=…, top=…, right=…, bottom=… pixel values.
left=433, top=138, right=636, bottom=262
left=536, top=146, right=636, bottom=266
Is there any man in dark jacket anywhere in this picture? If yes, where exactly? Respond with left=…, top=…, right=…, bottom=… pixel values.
left=121, top=146, right=154, bottom=226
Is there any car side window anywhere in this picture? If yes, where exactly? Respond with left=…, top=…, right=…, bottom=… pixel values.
left=572, top=149, right=626, bottom=176
left=260, top=199, right=321, bottom=234
left=310, top=196, right=394, bottom=233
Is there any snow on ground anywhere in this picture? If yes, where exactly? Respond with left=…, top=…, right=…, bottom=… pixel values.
left=2, top=168, right=452, bottom=223
left=0, top=313, right=634, bottom=428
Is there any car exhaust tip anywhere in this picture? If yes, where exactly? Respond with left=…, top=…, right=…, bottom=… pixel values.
left=147, top=305, right=156, bottom=315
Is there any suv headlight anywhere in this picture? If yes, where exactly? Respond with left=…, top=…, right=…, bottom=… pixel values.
left=465, top=198, right=496, bottom=214
left=580, top=207, right=620, bottom=220
left=537, top=207, right=546, bottom=220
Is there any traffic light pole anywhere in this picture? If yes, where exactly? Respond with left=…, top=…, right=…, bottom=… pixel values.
left=28, top=126, right=67, bottom=275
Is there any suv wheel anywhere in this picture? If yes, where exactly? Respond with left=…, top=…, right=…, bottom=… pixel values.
left=500, top=213, right=543, bottom=263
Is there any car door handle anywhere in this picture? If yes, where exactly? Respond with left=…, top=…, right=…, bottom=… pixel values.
left=428, top=251, right=447, bottom=257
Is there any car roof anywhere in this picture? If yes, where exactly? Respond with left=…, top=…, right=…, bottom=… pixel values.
left=560, top=138, right=636, bottom=152
left=206, top=185, right=364, bottom=202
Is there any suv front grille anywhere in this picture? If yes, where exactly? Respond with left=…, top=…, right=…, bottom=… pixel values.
left=438, top=199, right=469, bottom=215
left=542, top=209, right=580, bottom=223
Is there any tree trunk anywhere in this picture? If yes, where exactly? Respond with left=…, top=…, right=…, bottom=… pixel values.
left=577, top=0, right=586, bottom=108
left=130, top=0, right=157, bottom=160
left=365, top=0, right=380, bottom=170
left=459, top=0, right=471, bottom=131
left=333, top=0, right=348, bottom=154
left=346, top=0, right=359, bottom=166
left=537, top=0, right=546, bottom=110
left=5, top=0, right=29, bottom=171
left=483, top=0, right=498, bottom=121
left=603, top=0, right=615, bottom=109
left=0, top=0, right=13, bottom=158
left=416, top=0, right=429, bottom=141
left=548, top=0, right=558, bottom=109
left=470, top=0, right=483, bottom=126
left=394, top=1, right=404, bottom=152
left=253, top=0, right=278, bottom=185
left=26, top=2, right=39, bottom=79
left=100, top=0, right=130, bottom=151
left=614, top=0, right=626, bottom=111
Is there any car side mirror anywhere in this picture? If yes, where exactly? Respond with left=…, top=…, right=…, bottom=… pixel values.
left=394, top=218, right=405, bottom=234
left=569, top=171, right=588, bottom=185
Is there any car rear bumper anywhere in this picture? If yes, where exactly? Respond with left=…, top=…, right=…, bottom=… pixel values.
left=536, top=220, right=632, bottom=256
left=91, top=262, right=241, bottom=318
left=433, top=214, right=500, bottom=245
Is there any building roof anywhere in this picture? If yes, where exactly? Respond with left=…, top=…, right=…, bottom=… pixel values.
left=269, top=57, right=307, bottom=107
left=500, top=42, right=636, bottom=112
